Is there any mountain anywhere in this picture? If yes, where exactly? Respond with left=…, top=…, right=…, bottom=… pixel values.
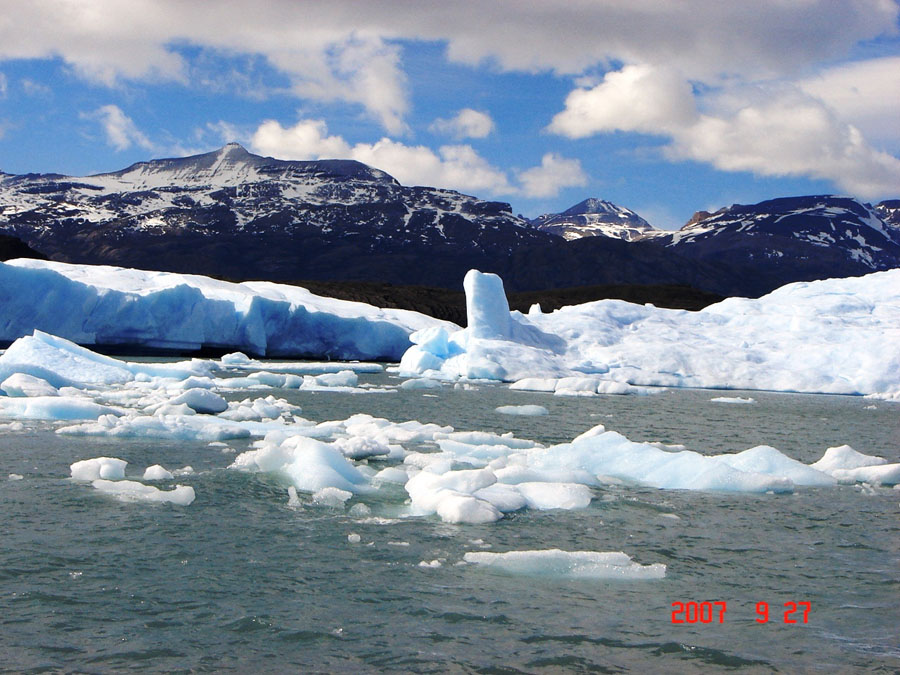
left=875, top=199, right=900, bottom=229
left=528, top=198, right=659, bottom=241
left=1, top=146, right=897, bottom=299
left=653, top=195, right=900, bottom=296
left=0, top=143, right=554, bottom=285
left=0, top=145, right=737, bottom=293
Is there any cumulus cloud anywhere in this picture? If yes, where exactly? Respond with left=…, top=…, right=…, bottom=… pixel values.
left=251, top=118, right=510, bottom=193
left=83, top=105, right=155, bottom=152
left=799, top=56, right=900, bottom=148
left=250, top=118, right=588, bottom=197
left=667, top=93, right=900, bottom=197
left=548, top=64, right=900, bottom=198
left=1, top=1, right=895, bottom=134
left=517, top=153, right=588, bottom=198
left=430, top=108, right=495, bottom=139
left=547, top=64, right=697, bottom=138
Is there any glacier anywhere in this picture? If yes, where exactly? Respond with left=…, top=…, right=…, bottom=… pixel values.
left=0, top=259, right=451, bottom=360
left=400, top=268, right=900, bottom=398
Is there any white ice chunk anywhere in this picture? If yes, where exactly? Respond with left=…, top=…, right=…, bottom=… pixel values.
left=58, top=412, right=252, bottom=441
left=332, top=436, right=391, bottom=460
left=495, top=404, right=549, bottom=416
left=143, top=464, right=174, bottom=481
left=463, top=549, right=666, bottom=580
left=71, top=457, right=127, bottom=481
left=710, top=396, right=756, bottom=404
left=314, top=370, right=358, bottom=388
left=311, top=486, right=353, bottom=507
left=509, top=378, right=558, bottom=392
left=0, top=396, right=121, bottom=421
left=530, top=430, right=793, bottom=493
left=1, top=373, right=59, bottom=397
left=713, top=445, right=835, bottom=486
left=515, top=482, right=593, bottom=510
left=831, top=463, right=900, bottom=486
left=221, top=352, right=252, bottom=365
left=435, top=493, right=502, bottom=524
left=400, top=378, right=443, bottom=390
left=464, top=269, right=513, bottom=340
left=169, top=388, right=228, bottom=414
left=91, top=479, right=195, bottom=505
left=230, top=436, right=371, bottom=494
left=472, top=483, right=527, bottom=512
left=810, top=445, right=888, bottom=474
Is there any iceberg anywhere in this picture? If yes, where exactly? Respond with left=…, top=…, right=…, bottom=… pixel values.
left=0, top=259, right=452, bottom=360
left=400, top=268, right=900, bottom=397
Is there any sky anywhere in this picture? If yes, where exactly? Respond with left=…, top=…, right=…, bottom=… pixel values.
left=0, top=1, right=899, bottom=229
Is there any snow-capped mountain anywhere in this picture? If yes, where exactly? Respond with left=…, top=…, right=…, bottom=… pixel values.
left=0, top=143, right=553, bottom=284
left=875, top=199, right=900, bottom=229
left=529, top=198, right=659, bottom=241
left=1, top=146, right=897, bottom=298
left=653, top=195, right=900, bottom=295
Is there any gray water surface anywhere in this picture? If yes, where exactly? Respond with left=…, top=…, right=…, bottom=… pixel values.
left=1, top=373, right=898, bottom=673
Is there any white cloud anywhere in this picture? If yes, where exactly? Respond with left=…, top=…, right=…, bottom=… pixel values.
left=1, top=1, right=895, bottom=134
left=549, top=64, right=900, bottom=198
left=668, top=94, right=900, bottom=198
left=250, top=118, right=510, bottom=193
left=251, top=119, right=351, bottom=159
left=249, top=117, right=588, bottom=197
left=799, top=56, right=900, bottom=148
left=516, top=153, right=588, bottom=198
left=0, top=72, right=6, bottom=97
left=83, top=105, right=155, bottom=152
left=547, top=64, right=697, bottom=138
left=430, top=108, right=495, bottom=139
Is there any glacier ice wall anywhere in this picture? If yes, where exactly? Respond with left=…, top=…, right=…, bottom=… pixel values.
left=0, top=259, right=451, bottom=359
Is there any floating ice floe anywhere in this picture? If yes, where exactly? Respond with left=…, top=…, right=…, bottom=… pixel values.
left=0, top=259, right=451, bottom=359
left=70, top=457, right=127, bottom=481
left=69, top=457, right=194, bottom=505
left=495, top=404, right=549, bottom=416
left=91, top=479, right=195, bottom=506
left=810, top=445, right=900, bottom=485
left=400, top=268, right=900, bottom=398
left=463, top=550, right=666, bottom=580
left=711, top=396, right=756, bottom=404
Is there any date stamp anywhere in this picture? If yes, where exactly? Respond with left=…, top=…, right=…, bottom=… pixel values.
left=671, top=601, right=811, bottom=624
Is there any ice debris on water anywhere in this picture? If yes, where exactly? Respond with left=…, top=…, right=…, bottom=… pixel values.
left=0, top=272, right=895, bottom=526
left=495, top=404, right=549, bottom=416
left=462, top=550, right=666, bottom=580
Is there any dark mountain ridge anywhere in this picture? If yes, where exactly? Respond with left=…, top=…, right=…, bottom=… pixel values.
left=1, top=145, right=897, bottom=299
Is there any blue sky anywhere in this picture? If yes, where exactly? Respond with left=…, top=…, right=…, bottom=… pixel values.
left=0, top=1, right=898, bottom=228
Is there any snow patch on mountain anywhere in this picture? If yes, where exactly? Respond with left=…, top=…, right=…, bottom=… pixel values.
left=529, top=198, right=659, bottom=241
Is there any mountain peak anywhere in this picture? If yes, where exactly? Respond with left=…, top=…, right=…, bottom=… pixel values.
left=530, top=198, right=656, bottom=242
left=561, top=198, right=621, bottom=216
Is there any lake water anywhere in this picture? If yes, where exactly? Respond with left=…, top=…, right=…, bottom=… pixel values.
left=1, top=369, right=898, bottom=673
